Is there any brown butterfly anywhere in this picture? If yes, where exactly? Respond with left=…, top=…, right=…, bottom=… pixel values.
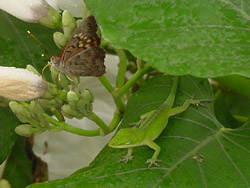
left=51, top=16, right=106, bottom=77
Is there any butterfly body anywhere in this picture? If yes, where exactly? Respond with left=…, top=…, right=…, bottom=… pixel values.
left=51, top=16, right=106, bottom=77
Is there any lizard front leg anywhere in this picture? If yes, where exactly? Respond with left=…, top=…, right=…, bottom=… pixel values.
left=145, top=141, right=162, bottom=168
left=120, top=147, right=134, bottom=163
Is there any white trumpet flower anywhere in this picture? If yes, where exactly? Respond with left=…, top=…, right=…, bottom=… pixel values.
left=0, top=66, right=47, bottom=101
left=0, top=0, right=49, bottom=23
left=0, top=0, right=83, bottom=23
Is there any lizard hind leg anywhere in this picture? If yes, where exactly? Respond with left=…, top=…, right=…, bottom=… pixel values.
left=129, top=110, right=156, bottom=128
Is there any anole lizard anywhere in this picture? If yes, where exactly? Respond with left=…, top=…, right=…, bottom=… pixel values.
left=109, top=76, right=211, bottom=168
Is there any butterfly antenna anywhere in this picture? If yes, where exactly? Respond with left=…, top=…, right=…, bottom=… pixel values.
left=27, top=30, right=50, bottom=52
left=42, top=61, right=51, bottom=80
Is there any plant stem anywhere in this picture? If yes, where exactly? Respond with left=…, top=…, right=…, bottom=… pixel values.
left=108, top=109, right=123, bottom=132
left=115, top=49, right=127, bottom=89
left=50, top=107, right=64, bottom=122
left=98, top=76, right=114, bottom=93
left=98, top=76, right=125, bottom=112
left=44, top=113, right=100, bottom=136
left=116, top=64, right=151, bottom=97
left=88, top=111, right=109, bottom=134
left=112, top=95, right=125, bottom=112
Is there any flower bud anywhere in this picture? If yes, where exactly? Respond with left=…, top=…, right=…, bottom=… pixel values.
left=38, top=98, right=57, bottom=108
left=0, top=66, right=47, bottom=101
left=15, top=124, right=39, bottom=137
left=76, top=97, right=91, bottom=117
left=26, top=64, right=40, bottom=76
left=62, top=104, right=84, bottom=119
left=29, top=101, right=49, bottom=127
left=67, top=91, right=79, bottom=110
left=39, top=6, right=62, bottom=28
left=81, top=89, right=94, bottom=103
left=62, top=10, right=77, bottom=40
left=53, top=32, right=68, bottom=48
left=9, top=101, right=31, bottom=123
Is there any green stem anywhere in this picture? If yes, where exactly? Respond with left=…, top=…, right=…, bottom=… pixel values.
left=50, top=107, right=64, bottom=122
left=116, top=64, right=151, bottom=97
left=98, top=75, right=125, bottom=112
left=115, top=49, right=127, bottom=89
left=98, top=76, right=114, bottom=93
left=44, top=113, right=100, bottom=136
left=112, top=95, right=125, bottom=112
left=108, top=109, right=123, bottom=132
left=88, top=111, right=109, bottom=134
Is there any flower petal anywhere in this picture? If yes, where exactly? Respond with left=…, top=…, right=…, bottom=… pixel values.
left=0, top=66, right=47, bottom=101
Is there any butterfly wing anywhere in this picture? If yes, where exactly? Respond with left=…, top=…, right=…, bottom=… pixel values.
left=59, top=16, right=100, bottom=62
left=64, top=46, right=106, bottom=77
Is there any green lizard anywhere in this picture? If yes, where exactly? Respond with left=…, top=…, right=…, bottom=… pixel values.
left=109, top=76, right=211, bottom=168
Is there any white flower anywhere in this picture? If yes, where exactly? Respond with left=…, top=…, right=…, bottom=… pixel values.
left=33, top=55, right=118, bottom=180
left=0, top=66, right=47, bottom=101
left=0, top=0, right=83, bottom=23
left=46, top=0, right=84, bottom=17
left=0, top=0, right=49, bottom=23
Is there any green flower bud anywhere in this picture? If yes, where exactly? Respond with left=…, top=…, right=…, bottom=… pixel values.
left=50, top=66, right=59, bottom=85
left=59, top=73, right=71, bottom=89
left=26, top=64, right=40, bottom=76
left=9, top=101, right=31, bottom=123
left=67, top=91, right=79, bottom=110
left=0, top=179, right=11, bottom=188
left=38, top=98, right=57, bottom=109
left=15, top=124, right=38, bottom=137
left=62, top=104, right=84, bottom=119
left=76, top=97, right=91, bottom=117
left=61, top=107, right=73, bottom=119
left=62, top=10, right=77, bottom=40
left=53, top=32, right=68, bottom=49
left=81, top=89, right=94, bottom=103
left=39, top=6, right=62, bottom=28
left=29, top=101, right=48, bottom=127
left=66, top=74, right=79, bottom=86
left=41, top=82, right=60, bottom=99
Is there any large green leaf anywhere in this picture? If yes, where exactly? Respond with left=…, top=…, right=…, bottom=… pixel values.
left=3, top=136, right=32, bottom=188
left=27, top=76, right=250, bottom=187
left=0, top=10, right=58, bottom=164
left=85, top=0, right=250, bottom=78
left=0, top=106, right=19, bottom=164
left=0, top=10, right=58, bottom=70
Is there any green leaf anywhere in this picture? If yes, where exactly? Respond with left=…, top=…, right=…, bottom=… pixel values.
left=0, top=10, right=58, bottom=70
left=214, top=90, right=250, bottom=128
left=27, top=76, right=250, bottom=188
left=85, top=0, right=250, bottom=78
left=0, top=106, right=19, bottom=164
left=3, top=136, right=32, bottom=188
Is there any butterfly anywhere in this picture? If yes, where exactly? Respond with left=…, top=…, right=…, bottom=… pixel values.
left=50, top=16, right=106, bottom=77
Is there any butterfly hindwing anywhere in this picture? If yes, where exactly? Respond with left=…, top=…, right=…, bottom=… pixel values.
left=65, top=46, right=106, bottom=77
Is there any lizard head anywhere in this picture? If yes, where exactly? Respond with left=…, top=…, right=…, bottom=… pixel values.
left=108, top=128, right=144, bottom=148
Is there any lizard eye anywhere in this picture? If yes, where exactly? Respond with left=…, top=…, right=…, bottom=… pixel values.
left=124, top=140, right=132, bottom=145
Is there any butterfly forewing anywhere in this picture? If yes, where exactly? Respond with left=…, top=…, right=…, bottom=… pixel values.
left=51, top=16, right=105, bottom=77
